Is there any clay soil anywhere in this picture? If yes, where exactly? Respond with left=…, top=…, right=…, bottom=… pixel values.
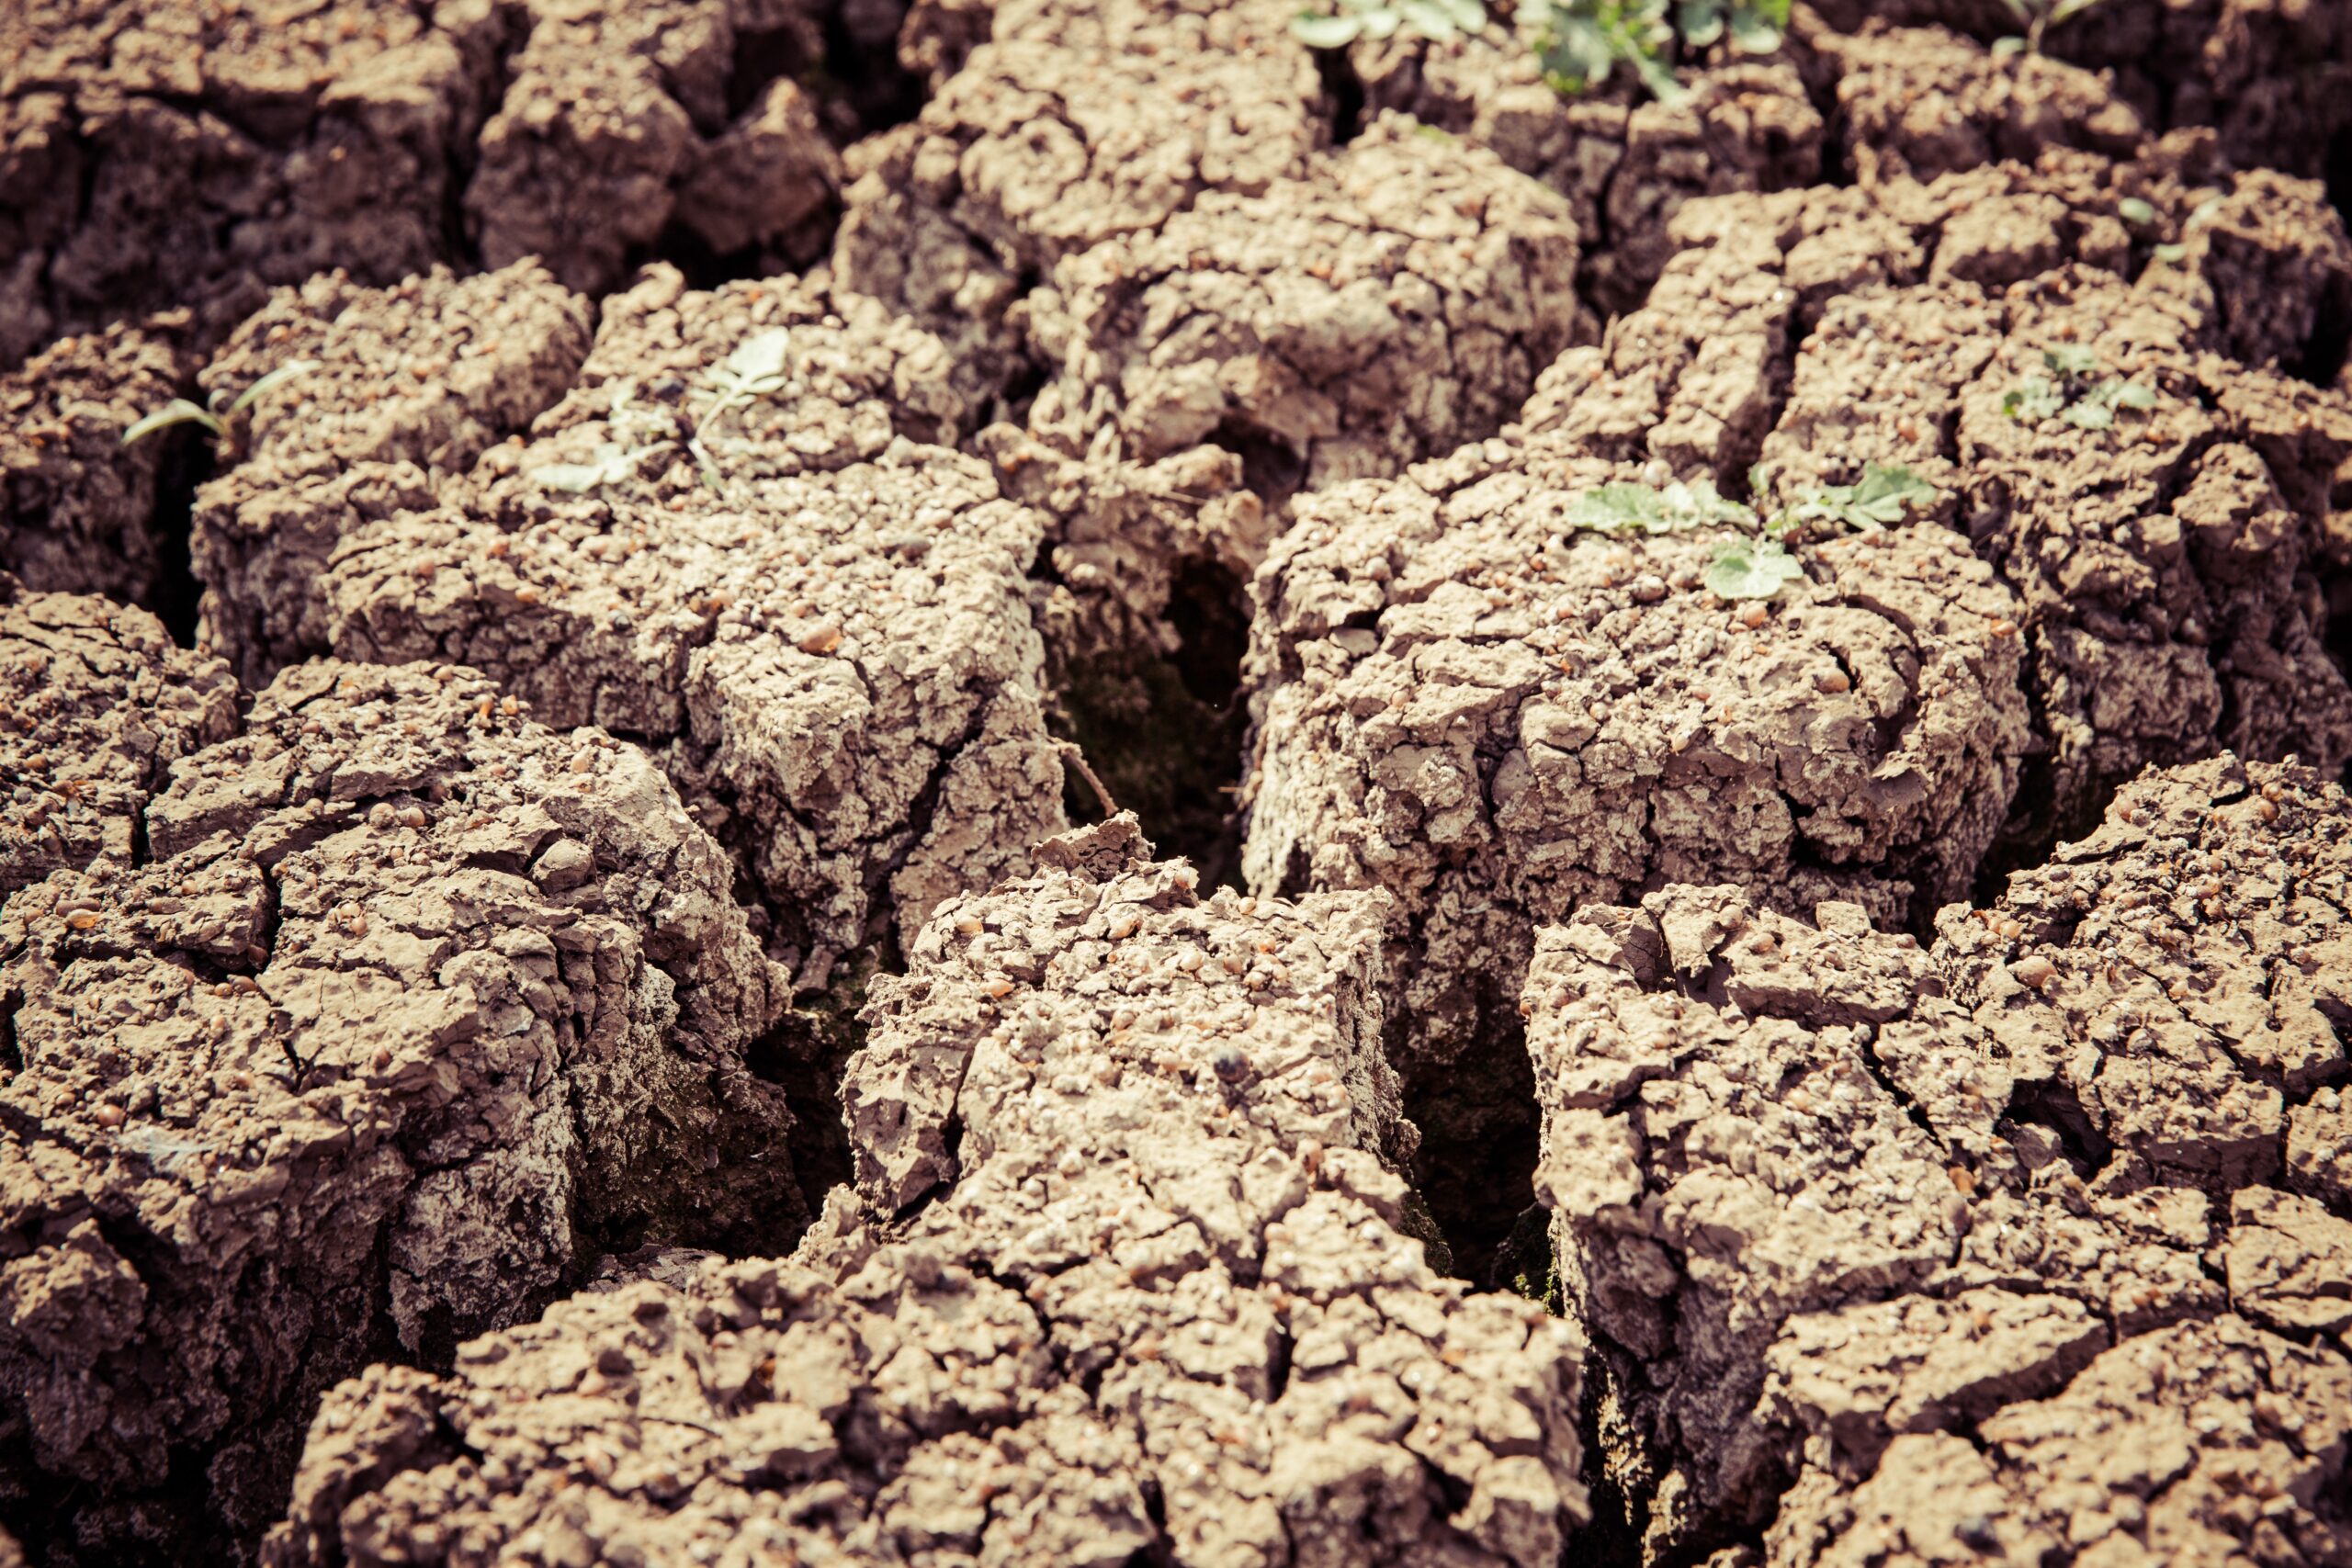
left=4, top=0, right=2352, bottom=1564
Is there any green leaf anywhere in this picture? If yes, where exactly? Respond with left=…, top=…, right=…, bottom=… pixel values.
left=2049, top=0, right=2104, bottom=22
left=2003, top=378, right=2063, bottom=423
left=1563, top=477, right=1755, bottom=536
left=1290, top=9, right=1365, bottom=44
left=2062, top=400, right=2115, bottom=431
left=1678, top=0, right=1726, bottom=48
left=2153, top=242, right=2188, bottom=264
left=1630, top=45, right=1687, bottom=102
left=720, top=329, right=793, bottom=386
left=1399, top=0, right=1458, bottom=37
left=2118, top=197, right=2155, bottom=226
left=1996, top=0, right=2033, bottom=21
left=2043, top=344, right=2100, bottom=378
left=529, top=442, right=653, bottom=492
left=1704, top=536, right=1805, bottom=600
left=1725, top=0, right=1782, bottom=51
left=2113, top=380, right=2157, bottom=410
left=1989, top=34, right=2029, bottom=56
left=1541, top=13, right=1616, bottom=92
left=222, top=358, right=320, bottom=416
left=1779, top=464, right=1937, bottom=533
left=121, top=400, right=224, bottom=446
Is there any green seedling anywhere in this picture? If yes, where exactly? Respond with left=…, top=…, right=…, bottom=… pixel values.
left=121, top=360, right=318, bottom=447
left=689, top=328, right=798, bottom=484
left=1703, top=535, right=1804, bottom=599
left=1290, top=0, right=1486, bottom=48
left=1562, top=475, right=1756, bottom=535
left=528, top=382, right=679, bottom=492
left=1769, top=463, right=1937, bottom=537
left=1556, top=462, right=1939, bottom=604
left=2002, top=345, right=2157, bottom=431
left=2118, top=197, right=2156, bottom=227
left=1538, top=0, right=1785, bottom=104
left=1990, top=0, right=2109, bottom=56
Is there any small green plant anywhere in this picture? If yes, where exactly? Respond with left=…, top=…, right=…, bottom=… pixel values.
left=2001, top=345, right=2157, bottom=432
left=1555, top=462, right=1937, bottom=603
left=1702, top=535, right=1804, bottom=599
left=1562, top=475, right=1754, bottom=534
left=528, top=381, right=679, bottom=492
left=121, top=360, right=318, bottom=447
left=1289, top=0, right=1486, bottom=49
left=1537, top=0, right=1787, bottom=104
left=1990, top=0, right=2110, bottom=56
left=531, top=330, right=800, bottom=494
left=689, top=328, right=797, bottom=482
left=1767, top=463, right=1936, bottom=536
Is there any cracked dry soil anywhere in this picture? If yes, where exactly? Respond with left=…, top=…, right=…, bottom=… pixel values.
left=5, top=1, right=2352, bottom=1565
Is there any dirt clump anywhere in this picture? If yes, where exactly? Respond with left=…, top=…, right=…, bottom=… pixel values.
left=0, top=0, right=505, bottom=365
left=466, top=0, right=847, bottom=293
left=0, top=320, right=189, bottom=603
left=187, top=260, right=594, bottom=686
left=832, top=0, right=1325, bottom=408
left=1241, top=435, right=2029, bottom=1271
left=1525, top=167, right=2352, bottom=860
left=314, top=265, right=1066, bottom=983
left=1350, top=33, right=1823, bottom=315
left=1812, top=21, right=2146, bottom=186
left=0, top=582, right=239, bottom=897
left=1527, top=753, right=2352, bottom=1562
left=265, top=815, right=1589, bottom=1568
left=0, top=0, right=876, bottom=371
left=0, top=659, right=801, bottom=1559
left=1023, top=111, right=1580, bottom=501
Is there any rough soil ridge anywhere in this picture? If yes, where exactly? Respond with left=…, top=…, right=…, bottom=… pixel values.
left=1241, top=430, right=2029, bottom=1268
left=0, top=654, right=801, bottom=1556
left=1527, top=754, right=2352, bottom=1562
left=266, top=816, right=1589, bottom=1568
left=0, top=581, right=239, bottom=897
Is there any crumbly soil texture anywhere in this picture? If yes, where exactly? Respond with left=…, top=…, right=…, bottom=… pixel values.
left=6, top=2, right=2352, bottom=1567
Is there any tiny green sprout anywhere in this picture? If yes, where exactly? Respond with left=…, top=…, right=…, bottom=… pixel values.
left=122, top=359, right=319, bottom=447
left=1290, top=0, right=1486, bottom=49
left=2002, top=346, right=2157, bottom=432
left=688, top=328, right=797, bottom=484
left=1704, top=536, right=1804, bottom=600
left=527, top=381, right=679, bottom=492
left=2118, top=197, right=2156, bottom=227
left=1539, top=0, right=1784, bottom=103
left=1562, top=475, right=1757, bottom=535
left=1774, top=464, right=1937, bottom=536
left=2152, top=242, right=2188, bottom=265
left=1992, top=0, right=2109, bottom=55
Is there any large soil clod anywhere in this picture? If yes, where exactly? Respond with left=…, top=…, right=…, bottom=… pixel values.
left=179, top=259, right=1067, bottom=986
left=190, top=260, right=596, bottom=686
left=0, top=321, right=190, bottom=603
left=264, top=816, right=1589, bottom=1568
left=0, top=581, right=239, bottom=897
left=1241, top=434, right=2030, bottom=1269
left=1528, top=754, right=2352, bottom=1562
left=0, top=655, right=802, bottom=1557
left=0, top=0, right=870, bottom=370
left=317, top=266, right=1068, bottom=982
left=1348, top=36, right=1823, bottom=317
left=833, top=0, right=1325, bottom=409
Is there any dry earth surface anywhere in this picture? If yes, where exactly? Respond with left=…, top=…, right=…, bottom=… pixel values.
left=4, top=0, right=2352, bottom=1564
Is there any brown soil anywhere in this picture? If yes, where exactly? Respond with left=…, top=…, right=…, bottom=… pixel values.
left=4, top=1, right=2352, bottom=1564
